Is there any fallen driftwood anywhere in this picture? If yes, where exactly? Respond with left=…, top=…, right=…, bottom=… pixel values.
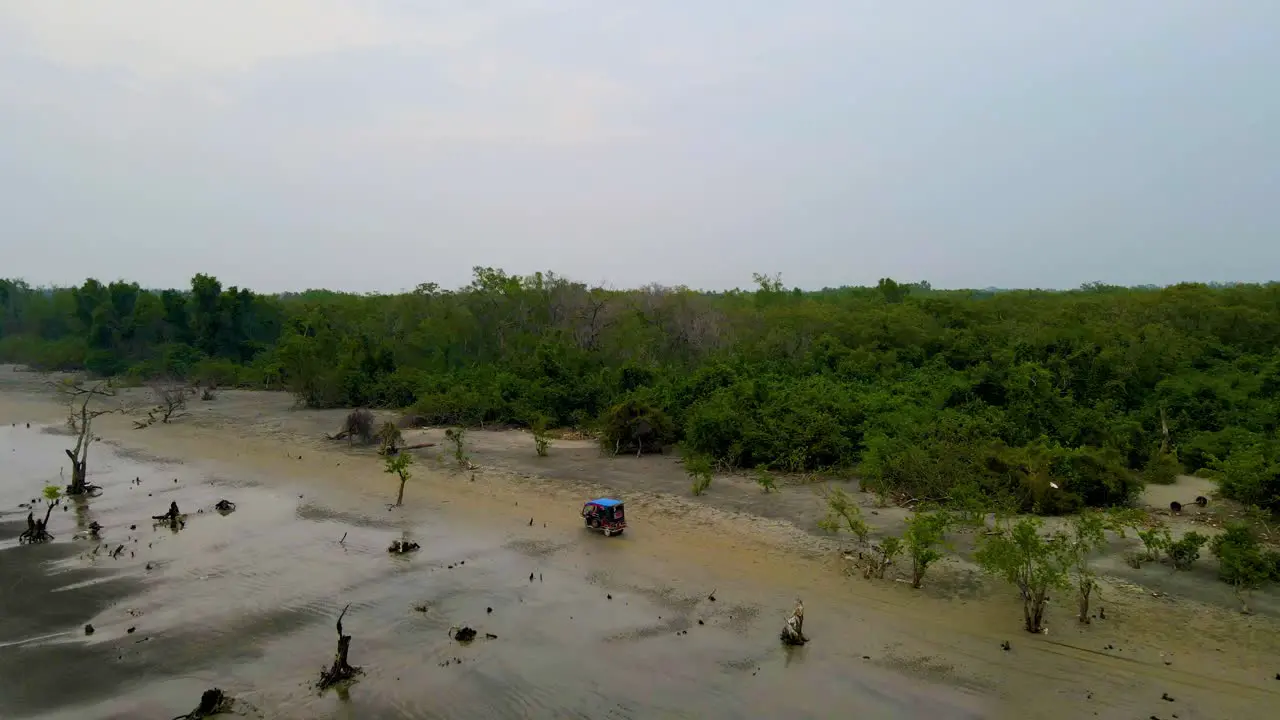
left=317, top=604, right=362, bottom=690
left=170, top=688, right=233, bottom=720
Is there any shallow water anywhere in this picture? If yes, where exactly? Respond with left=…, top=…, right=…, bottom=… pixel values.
left=0, top=424, right=986, bottom=719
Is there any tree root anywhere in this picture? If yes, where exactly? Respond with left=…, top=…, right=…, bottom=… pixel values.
left=171, top=687, right=233, bottom=719
left=18, top=515, right=54, bottom=544
left=65, top=482, right=103, bottom=497
left=18, top=500, right=59, bottom=544
left=317, top=604, right=362, bottom=691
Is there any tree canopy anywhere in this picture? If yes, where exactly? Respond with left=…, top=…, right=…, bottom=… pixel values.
left=3, top=271, right=1279, bottom=515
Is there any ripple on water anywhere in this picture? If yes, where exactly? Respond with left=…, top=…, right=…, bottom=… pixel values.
left=295, top=503, right=398, bottom=530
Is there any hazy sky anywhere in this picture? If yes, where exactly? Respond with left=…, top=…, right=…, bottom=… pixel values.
left=1, top=2, right=1276, bottom=293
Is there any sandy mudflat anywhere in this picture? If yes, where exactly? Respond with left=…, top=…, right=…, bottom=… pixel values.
left=0, top=366, right=1276, bottom=719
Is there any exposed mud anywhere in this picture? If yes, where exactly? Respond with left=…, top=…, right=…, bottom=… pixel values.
left=1, top=366, right=1277, bottom=719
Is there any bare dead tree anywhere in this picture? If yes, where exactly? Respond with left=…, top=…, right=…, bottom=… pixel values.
left=131, top=381, right=189, bottom=429
left=329, top=409, right=375, bottom=445
left=573, top=289, right=615, bottom=351
left=154, top=382, right=189, bottom=423
left=53, top=378, right=117, bottom=496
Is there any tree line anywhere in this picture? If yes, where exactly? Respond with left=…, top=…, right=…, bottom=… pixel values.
left=2, top=270, right=1278, bottom=516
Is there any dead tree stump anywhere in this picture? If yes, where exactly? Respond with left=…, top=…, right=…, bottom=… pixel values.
left=171, top=687, right=233, bottom=719
left=152, top=501, right=184, bottom=528
left=387, top=539, right=421, bottom=554
left=318, top=604, right=362, bottom=691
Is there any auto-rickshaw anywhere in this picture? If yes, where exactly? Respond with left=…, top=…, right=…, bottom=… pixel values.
left=581, top=498, right=626, bottom=536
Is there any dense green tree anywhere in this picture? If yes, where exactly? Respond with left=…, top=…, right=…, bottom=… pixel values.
left=3, top=272, right=1280, bottom=515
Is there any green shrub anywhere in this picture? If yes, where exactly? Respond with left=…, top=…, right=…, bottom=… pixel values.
left=976, top=517, right=1072, bottom=633
left=1141, top=447, right=1182, bottom=485
left=599, top=397, right=674, bottom=455
left=1210, top=523, right=1271, bottom=588
left=1168, top=531, right=1208, bottom=570
left=1136, top=525, right=1171, bottom=562
left=412, top=385, right=490, bottom=427
left=1212, top=441, right=1280, bottom=514
left=190, top=357, right=246, bottom=387
left=531, top=415, right=551, bottom=457
left=686, top=454, right=713, bottom=495
left=903, top=510, right=951, bottom=588
left=818, top=486, right=869, bottom=543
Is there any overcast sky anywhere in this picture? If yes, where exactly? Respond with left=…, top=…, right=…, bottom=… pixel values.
left=1, top=2, right=1276, bottom=293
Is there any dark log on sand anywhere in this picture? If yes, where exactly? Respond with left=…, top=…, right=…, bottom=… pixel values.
left=318, top=604, right=362, bottom=690
left=388, top=540, right=421, bottom=554
left=383, top=442, right=436, bottom=456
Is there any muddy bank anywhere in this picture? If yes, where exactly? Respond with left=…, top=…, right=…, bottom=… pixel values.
left=1, top=369, right=1279, bottom=719
left=0, top=424, right=989, bottom=720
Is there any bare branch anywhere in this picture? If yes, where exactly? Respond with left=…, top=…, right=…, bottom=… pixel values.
left=55, top=378, right=117, bottom=496
left=153, top=381, right=189, bottom=423
left=49, top=377, right=117, bottom=400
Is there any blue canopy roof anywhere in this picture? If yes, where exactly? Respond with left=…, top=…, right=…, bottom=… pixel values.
left=587, top=498, right=622, bottom=507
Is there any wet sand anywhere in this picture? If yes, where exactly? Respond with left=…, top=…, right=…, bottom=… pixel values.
left=1, top=371, right=1277, bottom=719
